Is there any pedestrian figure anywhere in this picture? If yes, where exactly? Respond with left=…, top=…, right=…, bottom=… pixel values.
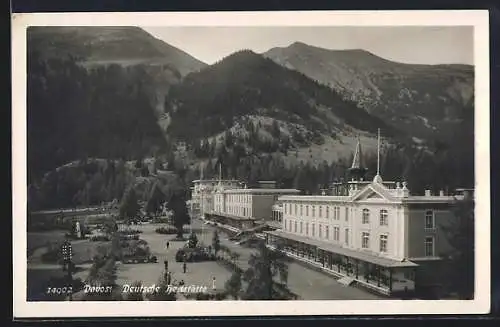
left=212, top=277, right=216, bottom=291
left=183, top=261, right=187, bottom=273
left=166, top=241, right=170, bottom=249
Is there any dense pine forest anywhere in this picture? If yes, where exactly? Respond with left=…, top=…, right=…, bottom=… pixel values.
left=166, top=50, right=400, bottom=141
left=27, top=52, right=168, bottom=183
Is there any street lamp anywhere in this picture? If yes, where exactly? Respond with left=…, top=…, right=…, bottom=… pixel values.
left=61, top=240, right=73, bottom=301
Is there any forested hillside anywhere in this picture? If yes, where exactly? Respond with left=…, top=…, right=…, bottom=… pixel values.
left=166, top=50, right=400, bottom=143
left=28, top=53, right=168, bottom=182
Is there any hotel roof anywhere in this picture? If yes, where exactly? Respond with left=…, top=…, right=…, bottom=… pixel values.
left=192, top=179, right=240, bottom=183
left=222, top=188, right=300, bottom=194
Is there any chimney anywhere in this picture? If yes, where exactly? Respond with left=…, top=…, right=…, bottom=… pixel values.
left=424, top=189, right=432, bottom=197
left=439, top=190, right=444, bottom=196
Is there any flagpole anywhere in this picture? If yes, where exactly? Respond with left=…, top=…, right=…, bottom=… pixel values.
left=377, top=128, right=381, bottom=176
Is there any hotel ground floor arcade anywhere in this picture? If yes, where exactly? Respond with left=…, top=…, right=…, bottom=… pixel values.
left=205, top=211, right=256, bottom=230
left=265, top=230, right=418, bottom=296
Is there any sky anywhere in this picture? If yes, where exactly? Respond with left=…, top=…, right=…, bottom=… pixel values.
left=142, top=26, right=474, bottom=65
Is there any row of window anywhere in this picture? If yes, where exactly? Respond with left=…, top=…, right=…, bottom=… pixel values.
left=220, top=194, right=252, bottom=204
left=284, top=204, right=436, bottom=230
left=285, top=220, right=435, bottom=256
left=284, top=204, right=349, bottom=220
left=361, top=232, right=388, bottom=253
left=361, top=209, right=388, bottom=226
left=224, top=205, right=251, bottom=217
left=284, top=219, right=351, bottom=245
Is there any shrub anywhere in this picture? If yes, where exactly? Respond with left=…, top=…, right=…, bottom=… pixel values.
left=175, top=247, right=216, bottom=262
left=217, top=256, right=243, bottom=273
left=90, top=235, right=111, bottom=242
left=155, top=227, right=178, bottom=235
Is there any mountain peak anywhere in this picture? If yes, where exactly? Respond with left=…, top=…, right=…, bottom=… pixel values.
left=28, top=26, right=207, bottom=76
left=263, top=41, right=474, bottom=140
left=290, top=41, right=309, bottom=47
left=223, top=49, right=260, bottom=59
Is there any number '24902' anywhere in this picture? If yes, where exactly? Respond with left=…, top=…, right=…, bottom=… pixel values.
left=46, top=287, right=73, bottom=294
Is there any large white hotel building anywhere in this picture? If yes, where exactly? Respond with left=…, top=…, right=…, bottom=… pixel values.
left=189, top=134, right=472, bottom=297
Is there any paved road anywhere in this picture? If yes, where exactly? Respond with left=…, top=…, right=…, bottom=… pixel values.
left=194, top=219, right=383, bottom=300
left=115, top=223, right=232, bottom=298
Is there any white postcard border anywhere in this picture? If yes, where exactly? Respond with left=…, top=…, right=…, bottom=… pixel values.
left=12, top=10, right=490, bottom=317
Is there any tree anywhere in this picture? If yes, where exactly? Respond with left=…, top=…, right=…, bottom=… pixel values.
left=188, top=232, right=198, bottom=248
left=271, top=119, right=281, bottom=139
left=119, top=187, right=140, bottom=222
left=441, top=196, right=475, bottom=299
left=225, top=270, right=242, bottom=299
left=146, top=276, right=177, bottom=301
left=212, top=230, right=221, bottom=256
left=242, top=241, right=289, bottom=300
left=103, top=219, right=118, bottom=236
left=167, top=191, right=190, bottom=238
left=145, top=183, right=165, bottom=217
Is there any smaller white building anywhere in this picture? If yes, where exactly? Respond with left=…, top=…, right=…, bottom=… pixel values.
left=209, top=181, right=300, bottom=229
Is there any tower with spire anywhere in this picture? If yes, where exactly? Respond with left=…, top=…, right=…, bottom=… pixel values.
left=347, top=136, right=368, bottom=182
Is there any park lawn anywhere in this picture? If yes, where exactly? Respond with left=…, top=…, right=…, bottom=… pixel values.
left=71, top=240, right=112, bottom=264
left=39, top=239, right=112, bottom=265
left=27, top=230, right=68, bottom=256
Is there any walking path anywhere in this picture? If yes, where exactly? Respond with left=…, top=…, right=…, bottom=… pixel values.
left=196, top=218, right=382, bottom=300
left=114, top=223, right=232, bottom=300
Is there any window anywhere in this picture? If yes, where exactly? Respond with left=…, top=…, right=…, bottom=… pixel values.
left=300, top=205, right=303, bottom=216
left=335, top=207, right=340, bottom=220
left=295, top=204, right=298, bottom=215
left=306, top=206, right=309, bottom=216
left=425, top=236, right=434, bottom=256
left=300, top=222, right=303, bottom=234
left=319, top=206, right=323, bottom=218
left=380, top=235, right=388, bottom=252
left=362, top=232, right=370, bottom=249
left=425, top=210, right=435, bottom=229
left=306, top=222, right=309, bottom=235
left=345, top=207, right=349, bottom=222
left=312, top=206, right=316, bottom=217
left=362, top=209, right=370, bottom=224
left=284, top=220, right=287, bottom=230
left=334, top=227, right=340, bottom=241
left=294, top=221, right=297, bottom=233
left=319, top=224, right=322, bottom=238
left=326, top=206, right=330, bottom=219
left=345, top=228, right=349, bottom=245
left=312, top=224, right=315, bottom=236
left=380, top=209, right=388, bottom=226
left=325, top=226, right=329, bottom=239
